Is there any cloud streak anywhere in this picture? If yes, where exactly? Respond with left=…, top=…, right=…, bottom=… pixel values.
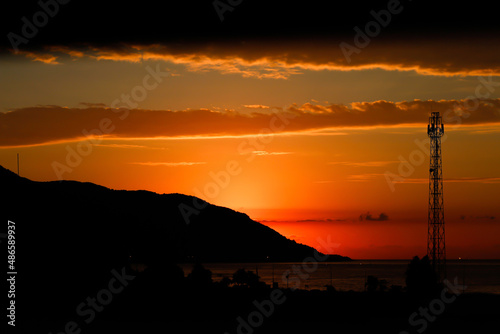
left=252, top=151, right=292, bottom=156
left=329, top=161, right=399, bottom=167
left=359, top=212, right=389, bottom=222
left=129, top=161, right=206, bottom=167
left=11, top=39, right=500, bottom=78
left=393, top=177, right=500, bottom=184
left=1, top=99, right=499, bottom=147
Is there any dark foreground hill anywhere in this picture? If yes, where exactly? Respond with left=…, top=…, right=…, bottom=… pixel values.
left=1, top=165, right=349, bottom=323
left=3, top=166, right=499, bottom=334
left=1, top=165, right=350, bottom=264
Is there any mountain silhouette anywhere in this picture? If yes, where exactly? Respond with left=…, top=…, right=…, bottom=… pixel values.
left=5, top=166, right=498, bottom=334
left=1, top=164, right=349, bottom=325
left=1, top=165, right=350, bottom=264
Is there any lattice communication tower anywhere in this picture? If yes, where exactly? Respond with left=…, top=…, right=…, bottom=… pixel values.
left=427, top=111, right=446, bottom=281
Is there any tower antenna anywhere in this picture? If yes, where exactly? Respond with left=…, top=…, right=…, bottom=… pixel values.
left=427, top=111, right=446, bottom=281
left=17, top=153, right=20, bottom=176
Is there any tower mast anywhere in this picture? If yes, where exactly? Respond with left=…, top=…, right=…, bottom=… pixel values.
left=427, top=112, right=446, bottom=281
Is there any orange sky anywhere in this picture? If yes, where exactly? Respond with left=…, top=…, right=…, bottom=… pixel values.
left=1, top=42, right=500, bottom=259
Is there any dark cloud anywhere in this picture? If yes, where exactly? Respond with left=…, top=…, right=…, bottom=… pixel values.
left=78, top=102, right=108, bottom=108
left=1, top=99, right=499, bottom=147
left=2, top=0, right=499, bottom=53
left=4, top=0, right=500, bottom=78
left=360, top=212, right=389, bottom=221
left=460, top=215, right=497, bottom=221
left=296, top=219, right=346, bottom=223
left=10, top=38, right=500, bottom=77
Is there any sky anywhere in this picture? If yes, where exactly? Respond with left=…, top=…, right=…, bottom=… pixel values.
left=1, top=0, right=499, bottom=259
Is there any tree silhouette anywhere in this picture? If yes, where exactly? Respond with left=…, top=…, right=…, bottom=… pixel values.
left=365, top=275, right=379, bottom=292
left=405, top=255, right=438, bottom=296
left=187, top=263, right=213, bottom=287
left=232, top=268, right=261, bottom=288
left=378, top=278, right=388, bottom=292
left=218, top=276, right=232, bottom=288
left=365, top=275, right=388, bottom=292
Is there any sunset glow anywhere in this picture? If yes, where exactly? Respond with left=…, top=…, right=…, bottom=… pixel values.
left=2, top=1, right=500, bottom=260
left=5, top=3, right=500, bottom=333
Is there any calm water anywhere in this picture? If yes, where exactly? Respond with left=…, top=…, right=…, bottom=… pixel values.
left=180, top=260, right=500, bottom=294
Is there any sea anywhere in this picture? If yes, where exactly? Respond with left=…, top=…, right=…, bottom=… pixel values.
left=180, top=260, right=500, bottom=294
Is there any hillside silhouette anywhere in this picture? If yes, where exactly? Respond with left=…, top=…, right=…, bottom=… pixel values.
left=1, top=165, right=350, bottom=325
left=1, top=165, right=348, bottom=263
left=3, top=165, right=499, bottom=334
